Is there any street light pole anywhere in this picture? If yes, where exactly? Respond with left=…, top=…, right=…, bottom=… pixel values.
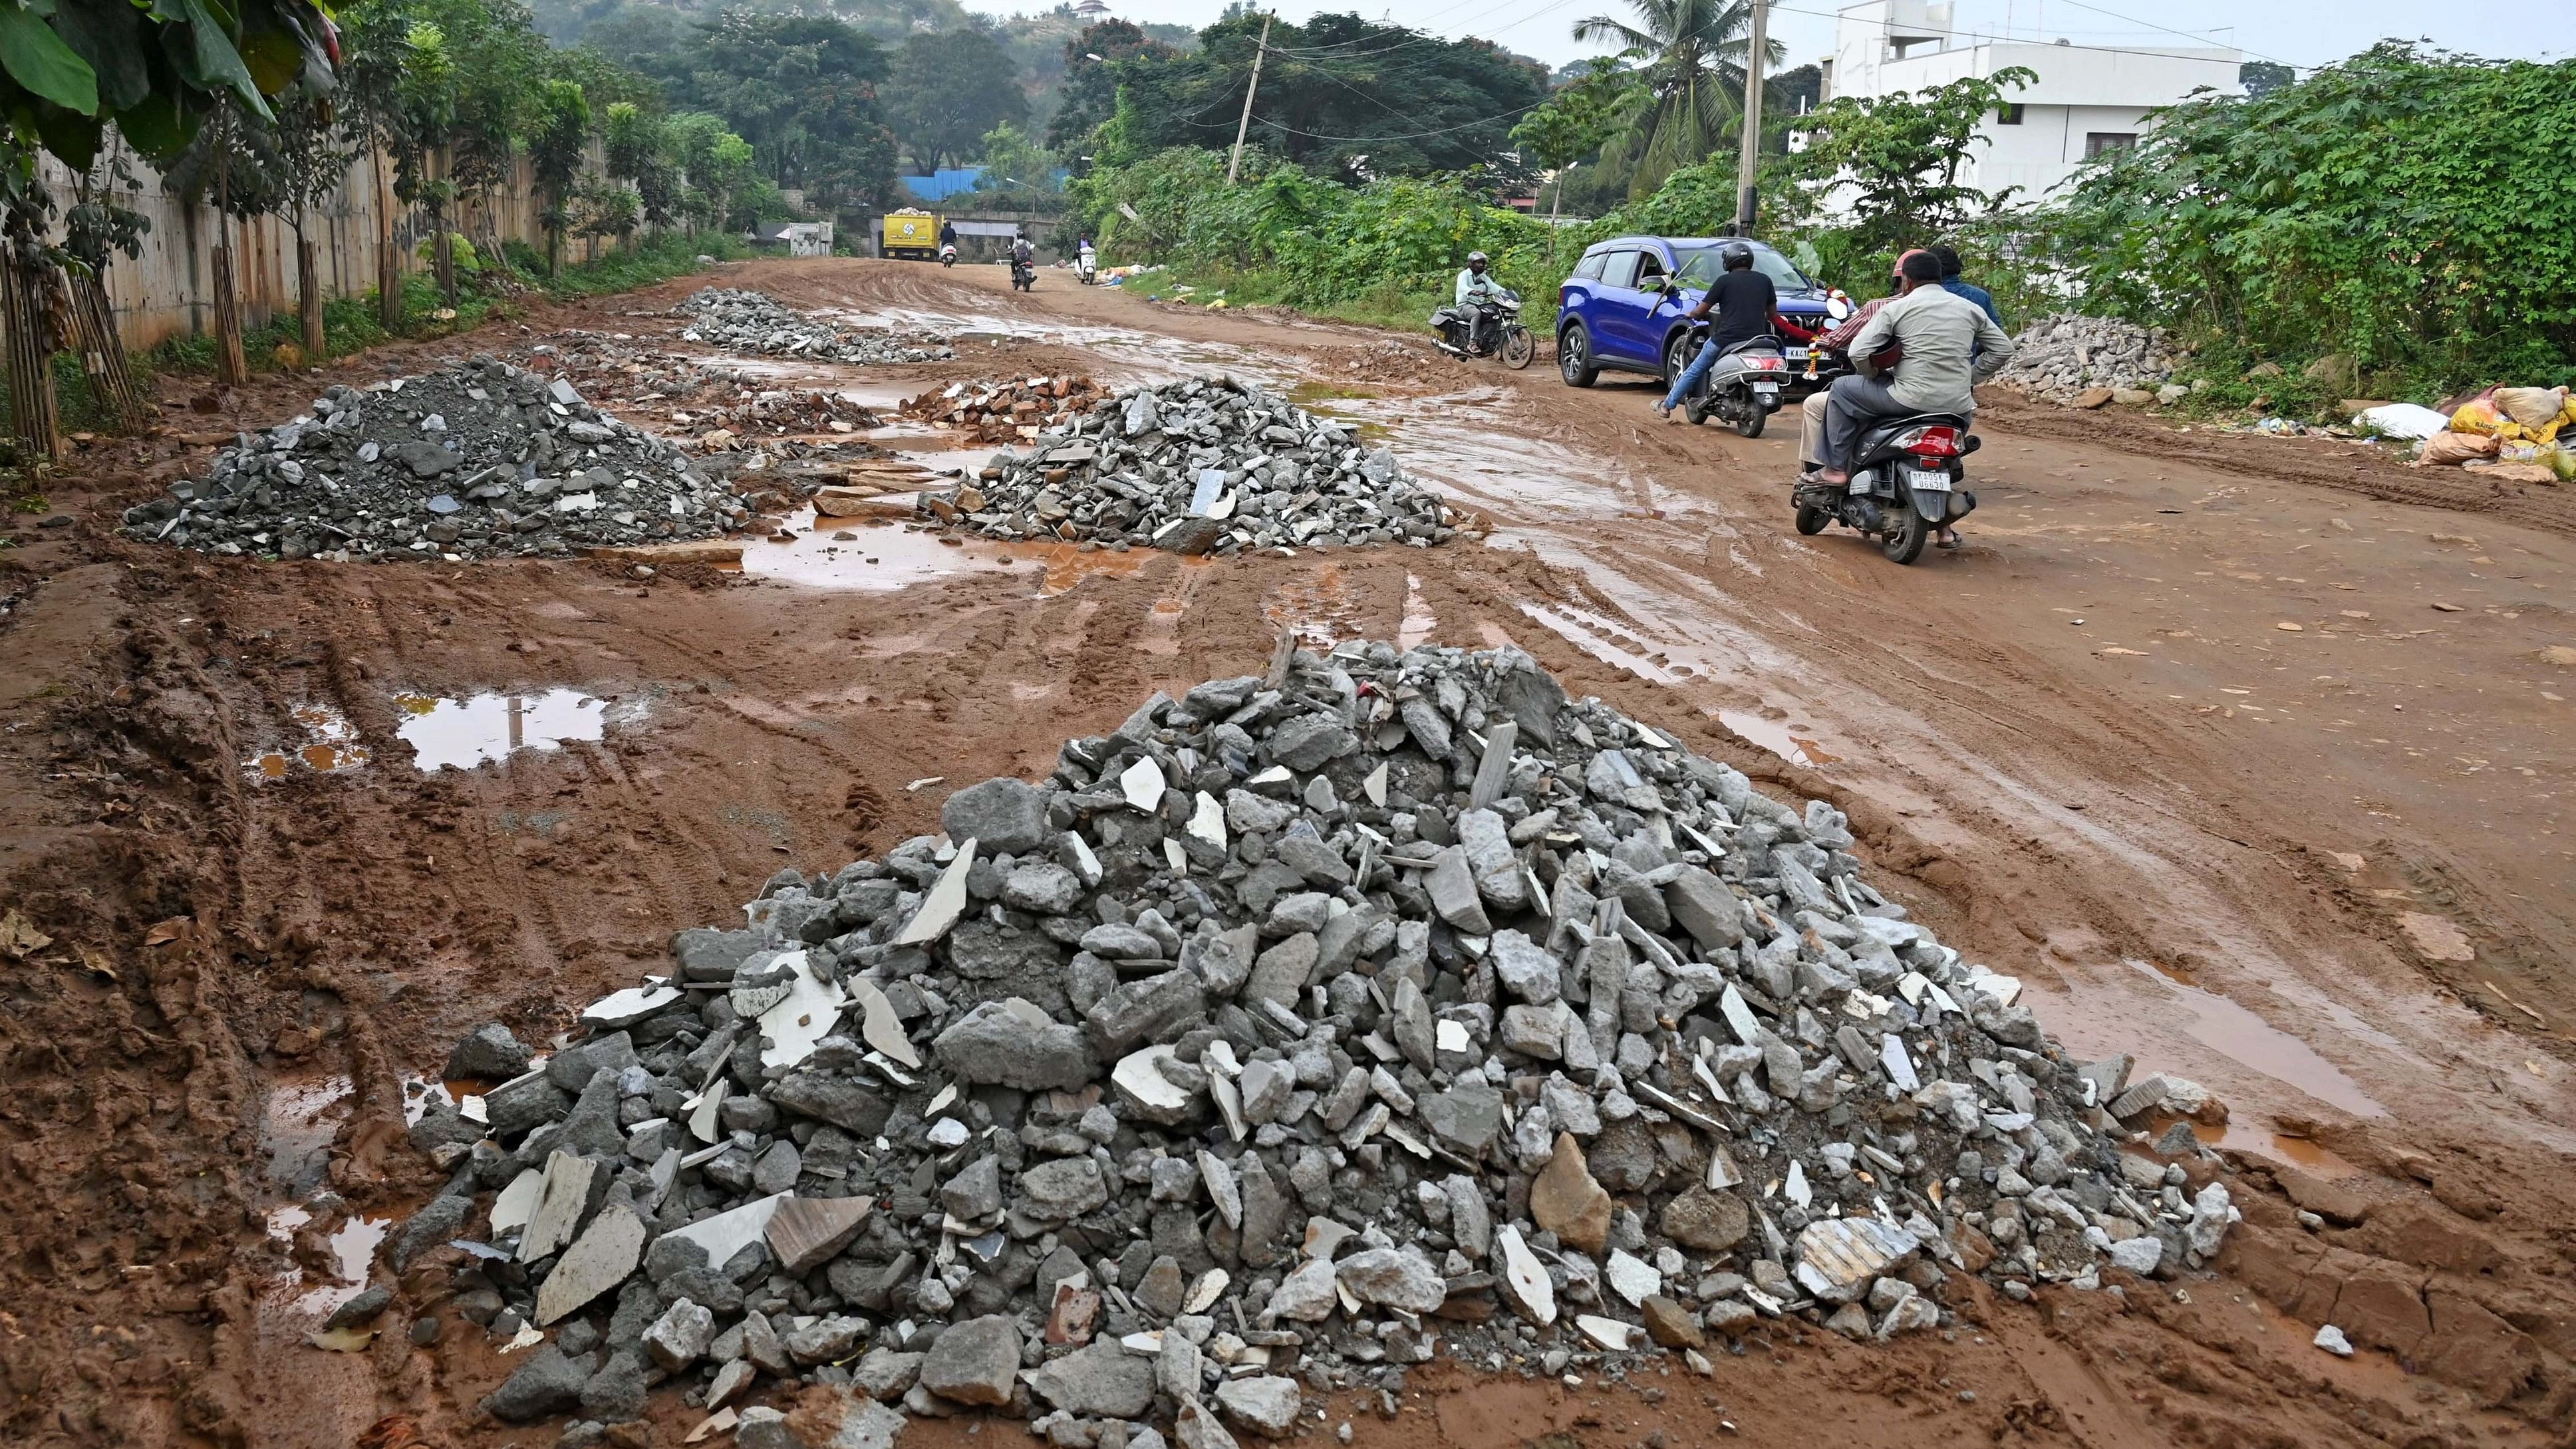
left=1227, top=13, right=1274, bottom=185
left=1734, top=0, right=1771, bottom=235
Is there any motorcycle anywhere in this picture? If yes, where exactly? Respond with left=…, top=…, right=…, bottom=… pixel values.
left=1431, top=289, right=1534, bottom=370
left=940, top=242, right=957, bottom=269
left=1010, top=254, right=1036, bottom=292
left=1075, top=250, right=1097, bottom=285
left=1674, top=326, right=1789, bottom=437
left=1792, top=413, right=1981, bottom=565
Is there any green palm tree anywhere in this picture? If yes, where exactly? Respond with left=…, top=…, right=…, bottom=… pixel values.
left=1572, top=0, right=1783, bottom=198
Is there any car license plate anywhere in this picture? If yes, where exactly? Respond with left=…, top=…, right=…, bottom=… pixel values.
left=1906, top=467, right=1951, bottom=491
left=1786, top=346, right=1809, bottom=360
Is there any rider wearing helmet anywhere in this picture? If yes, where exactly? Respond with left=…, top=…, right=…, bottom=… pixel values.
left=1456, top=251, right=1506, bottom=352
left=1653, top=241, right=1777, bottom=421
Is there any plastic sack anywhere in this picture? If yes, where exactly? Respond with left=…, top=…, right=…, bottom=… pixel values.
left=2357, top=402, right=2452, bottom=439
left=2450, top=398, right=2505, bottom=435
left=2547, top=446, right=2576, bottom=483
left=2417, top=430, right=2500, bottom=465
left=2495, top=386, right=2569, bottom=428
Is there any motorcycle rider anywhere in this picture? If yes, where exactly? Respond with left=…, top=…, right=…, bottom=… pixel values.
left=1077, top=235, right=1097, bottom=281
left=1818, top=249, right=2015, bottom=550
left=938, top=217, right=959, bottom=251
left=1010, top=231, right=1034, bottom=274
left=1455, top=251, right=1506, bottom=352
left=1653, top=241, right=1775, bottom=423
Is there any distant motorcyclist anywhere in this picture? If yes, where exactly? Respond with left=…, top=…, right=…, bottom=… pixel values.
left=1010, top=232, right=1033, bottom=266
left=1455, top=251, right=1506, bottom=350
left=1653, top=242, right=1775, bottom=422
left=938, top=218, right=959, bottom=250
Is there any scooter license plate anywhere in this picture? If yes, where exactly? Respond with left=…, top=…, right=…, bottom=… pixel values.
left=1753, top=382, right=1779, bottom=396
left=1906, top=467, right=1952, bottom=491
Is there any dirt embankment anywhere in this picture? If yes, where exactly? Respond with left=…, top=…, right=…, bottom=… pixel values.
left=1, top=257, right=2571, bottom=1449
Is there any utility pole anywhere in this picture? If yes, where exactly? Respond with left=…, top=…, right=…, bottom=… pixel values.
left=1227, top=12, right=1274, bottom=185
left=1733, top=0, right=1770, bottom=235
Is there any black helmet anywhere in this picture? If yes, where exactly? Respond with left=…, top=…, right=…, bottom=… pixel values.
left=1720, top=242, right=1755, bottom=271
left=1467, top=252, right=1489, bottom=271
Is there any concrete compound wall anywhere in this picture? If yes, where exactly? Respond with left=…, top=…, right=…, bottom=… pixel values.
left=45, top=144, right=557, bottom=354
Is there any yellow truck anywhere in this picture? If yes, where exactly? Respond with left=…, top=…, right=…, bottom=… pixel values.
left=881, top=208, right=941, bottom=260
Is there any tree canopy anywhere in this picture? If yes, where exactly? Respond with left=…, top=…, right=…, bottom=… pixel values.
left=1571, top=0, right=1781, bottom=198
left=1101, top=11, right=1549, bottom=186
left=883, top=26, right=1026, bottom=170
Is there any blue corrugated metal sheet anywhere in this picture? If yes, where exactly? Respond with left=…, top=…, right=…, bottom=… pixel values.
left=897, top=168, right=986, bottom=202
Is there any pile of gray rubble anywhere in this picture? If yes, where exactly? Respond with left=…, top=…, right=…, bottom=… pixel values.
left=118, top=357, right=750, bottom=561
left=921, top=377, right=1461, bottom=555
left=1990, top=314, right=2184, bottom=404
left=396, top=644, right=2236, bottom=1448
left=680, top=288, right=955, bottom=366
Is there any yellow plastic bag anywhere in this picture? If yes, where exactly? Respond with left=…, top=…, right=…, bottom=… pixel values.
left=2450, top=398, right=2504, bottom=435
left=2545, top=446, right=2576, bottom=483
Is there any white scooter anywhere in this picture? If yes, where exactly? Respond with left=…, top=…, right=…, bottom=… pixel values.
left=939, top=242, right=956, bottom=268
left=1076, top=248, right=1097, bottom=285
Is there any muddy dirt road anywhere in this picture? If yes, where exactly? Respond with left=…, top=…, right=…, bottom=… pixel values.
left=1, top=257, right=2570, bottom=1449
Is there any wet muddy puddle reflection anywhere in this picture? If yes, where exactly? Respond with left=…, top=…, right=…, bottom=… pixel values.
left=245, top=704, right=371, bottom=779
left=2110, top=958, right=2389, bottom=1122
left=396, top=688, right=624, bottom=771
left=743, top=511, right=1203, bottom=596
left=1718, top=710, right=1839, bottom=767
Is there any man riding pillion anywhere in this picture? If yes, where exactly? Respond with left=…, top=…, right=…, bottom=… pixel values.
left=1818, top=249, right=2015, bottom=550
left=1797, top=251, right=1922, bottom=481
left=1653, top=243, right=1775, bottom=422
left=1455, top=251, right=1507, bottom=352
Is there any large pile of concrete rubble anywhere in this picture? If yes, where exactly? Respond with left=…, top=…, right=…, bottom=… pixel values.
left=1990, top=314, right=2181, bottom=403
left=681, top=288, right=954, bottom=366
left=118, top=358, right=750, bottom=561
left=399, top=644, right=2235, bottom=1448
left=921, top=378, right=1459, bottom=555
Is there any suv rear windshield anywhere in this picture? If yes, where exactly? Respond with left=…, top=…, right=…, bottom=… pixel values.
left=1676, top=246, right=1810, bottom=293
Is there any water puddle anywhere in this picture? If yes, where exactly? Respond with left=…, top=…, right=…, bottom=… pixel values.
left=394, top=688, right=621, bottom=771
left=2195, top=1121, right=2364, bottom=1177
left=245, top=704, right=371, bottom=779
left=743, top=511, right=1202, bottom=596
left=1265, top=564, right=1369, bottom=649
left=1399, top=573, right=1437, bottom=648
left=1515, top=598, right=1723, bottom=686
left=2121, top=959, right=2388, bottom=1120
left=1718, top=710, right=1838, bottom=767
left=261, top=1076, right=353, bottom=1192
left=261, top=1203, right=388, bottom=1319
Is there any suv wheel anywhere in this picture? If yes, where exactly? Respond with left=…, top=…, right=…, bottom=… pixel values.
left=1558, top=322, right=1600, bottom=388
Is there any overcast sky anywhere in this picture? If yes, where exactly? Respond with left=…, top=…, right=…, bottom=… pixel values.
left=1003, top=0, right=2566, bottom=70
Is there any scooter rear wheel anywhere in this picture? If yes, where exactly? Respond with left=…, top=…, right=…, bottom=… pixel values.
left=1883, top=485, right=1931, bottom=564
left=1794, top=504, right=1830, bottom=536
left=1735, top=408, right=1767, bottom=439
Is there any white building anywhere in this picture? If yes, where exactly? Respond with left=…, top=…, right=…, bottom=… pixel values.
left=1816, top=1, right=2241, bottom=204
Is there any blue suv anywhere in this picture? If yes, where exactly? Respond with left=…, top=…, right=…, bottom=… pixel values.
left=1555, top=236, right=1831, bottom=388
